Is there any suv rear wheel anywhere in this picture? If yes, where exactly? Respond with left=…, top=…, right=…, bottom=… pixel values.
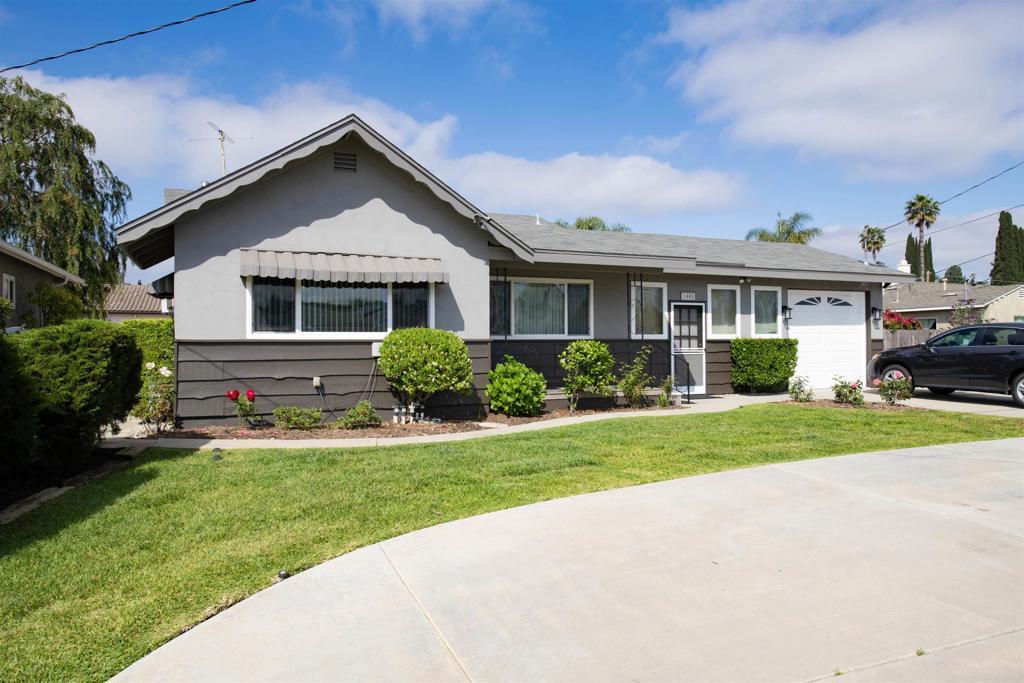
left=1012, top=372, right=1024, bottom=409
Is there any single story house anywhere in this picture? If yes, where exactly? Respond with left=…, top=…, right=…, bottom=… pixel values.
left=0, top=239, right=85, bottom=330
left=884, top=282, right=1024, bottom=330
left=116, top=115, right=915, bottom=425
left=104, top=282, right=172, bottom=322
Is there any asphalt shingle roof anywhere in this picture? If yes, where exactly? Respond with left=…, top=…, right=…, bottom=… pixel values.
left=105, top=283, right=165, bottom=314
left=884, top=282, right=1024, bottom=310
left=489, top=214, right=903, bottom=277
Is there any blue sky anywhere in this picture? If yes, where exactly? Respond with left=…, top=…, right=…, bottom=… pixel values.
left=2, top=0, right=1022, bottom=284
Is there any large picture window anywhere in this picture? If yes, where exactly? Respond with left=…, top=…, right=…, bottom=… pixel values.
left=631, top=283, right=667, bottom=338
left=752, top=286, right=781, bottom=337
left=248, top=277, right=432, bottom=338
left=708, top=284, right=740, bottom=339
left=490, top=277, right=592, bottom=338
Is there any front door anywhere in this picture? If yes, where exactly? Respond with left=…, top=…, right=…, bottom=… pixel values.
left=671, top=302, right=705, bottom=393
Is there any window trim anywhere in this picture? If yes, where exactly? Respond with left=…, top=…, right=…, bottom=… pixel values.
left=751, top=285, right=782, bottom=338
left=489, top=275, right=594, bottom=340
left=707, top=284, right=742, bottom=340
left=244, top=276, right=435, bottom=340
left=2, top=273, right=15, bottom=307
left=630, top=281, right=669, bottom=339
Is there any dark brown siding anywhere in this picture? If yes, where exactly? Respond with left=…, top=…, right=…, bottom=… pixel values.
left=491, top=339, right=671, bottom=387
left=175, top=339, right=489, bottom=426
left=706, top=340, right=733, bottom=394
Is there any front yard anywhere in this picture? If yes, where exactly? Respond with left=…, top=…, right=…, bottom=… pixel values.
left=2, top=404, right=1022, bottom=681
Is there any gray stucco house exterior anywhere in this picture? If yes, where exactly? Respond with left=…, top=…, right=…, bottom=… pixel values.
left=117, top=115, right=915, bottom=425
left=0, top=239, right=85, bottom=329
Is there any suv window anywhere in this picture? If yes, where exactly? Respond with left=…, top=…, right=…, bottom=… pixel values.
left=929, top=328, right=978, bottom=348
left=977, top=327, right=1024, bottom=346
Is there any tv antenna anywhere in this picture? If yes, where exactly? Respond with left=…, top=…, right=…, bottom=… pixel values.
left=190, top=121, right=253, bottom=176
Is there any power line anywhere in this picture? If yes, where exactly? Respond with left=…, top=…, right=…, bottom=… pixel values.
left=879, top=202, right=1024, bottom=250
left=880, top=159, right=1024, bottom=232
left=935, top=251, right=994, bottom=274
left=0, top=0, right=258, bottom=74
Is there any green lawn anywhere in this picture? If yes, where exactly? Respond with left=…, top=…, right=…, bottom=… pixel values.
left=2, top=404, right=1022, bottom=681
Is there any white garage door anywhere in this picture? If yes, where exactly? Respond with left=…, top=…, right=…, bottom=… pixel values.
left=788, top=290, right=866, bottom=388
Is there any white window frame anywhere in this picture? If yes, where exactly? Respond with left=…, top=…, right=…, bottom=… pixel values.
left=245, top=276, right=435, bottom=340
left=490, top=275, right=594, bottom=340
left=707, top=284, right=742, bottom=340
left=630, top=281, right=668, bottom=339
left=751, top=285, right=782, bottom=338
left=2, top=273, right=14, bottom=307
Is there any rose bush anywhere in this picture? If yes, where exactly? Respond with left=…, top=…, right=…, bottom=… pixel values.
left=873, top=371, right=913, bottom=406
left=832, top=375, right=865, bottom=406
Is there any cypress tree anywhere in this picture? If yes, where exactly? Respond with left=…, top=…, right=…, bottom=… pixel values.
left=904, top=234, right=920, bottom=276
left=923, top=238, right=936, bottom=281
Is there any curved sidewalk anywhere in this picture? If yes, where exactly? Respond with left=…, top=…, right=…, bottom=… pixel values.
left=113, top=438, right=1024, bottom=682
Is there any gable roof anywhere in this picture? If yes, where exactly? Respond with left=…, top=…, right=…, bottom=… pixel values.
left=490, top=214, right=912, bottom=283
left=884, top=282, right=1024, bottom=311
left=0, top=239, right=85, bottom=285
left=116, top=114, right=532, bottom=268
left=105, top=283, right=166, bottom=314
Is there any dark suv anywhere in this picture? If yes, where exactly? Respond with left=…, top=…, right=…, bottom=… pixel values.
left=867, top=323, right=1024, bottom=408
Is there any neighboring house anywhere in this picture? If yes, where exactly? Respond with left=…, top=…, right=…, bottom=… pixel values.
left=884, top=282, right=1024, bottom=330
left=116, top=115, right=915, bottom=425
left=0, top=239, right=85, bottom=329
left=104, top=283, right=172, bottom=322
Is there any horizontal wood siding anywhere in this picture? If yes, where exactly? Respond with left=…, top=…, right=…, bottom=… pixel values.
left=491, top=339, right=671, bottom=388
left=175, top=340, right=489, bottom=426
left=706, top=341, right=733, bottom=394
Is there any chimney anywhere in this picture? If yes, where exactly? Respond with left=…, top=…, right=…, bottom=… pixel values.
left=941, top=277, right=947, bottom=291
left=897, top=259, right=912, bottom=274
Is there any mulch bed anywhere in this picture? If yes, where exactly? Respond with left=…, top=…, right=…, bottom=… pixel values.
left=794, top=399, right=921, bottom=411
left=152, top=420, right=485, bottom=440
left=484, top=403, right=689, bottom=426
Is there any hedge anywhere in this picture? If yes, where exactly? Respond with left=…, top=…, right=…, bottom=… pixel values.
left=730, top=338, right=799, bottom=393
left=10, top=320, right=142, bottom=478
left=0, top=335, right=39, bottom=481
left=121, top=319, right=174, bottom=369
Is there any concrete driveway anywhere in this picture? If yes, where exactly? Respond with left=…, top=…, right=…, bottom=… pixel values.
left=115, top=439, right=1024, bottom=682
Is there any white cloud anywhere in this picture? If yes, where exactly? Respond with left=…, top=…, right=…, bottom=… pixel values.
left=372, top=0, right=491, bottom=41
left=662, top=0, right=1024, bottom=178
left=814, top=207, right=1012, bottom=279
left=619, top=132, right=689, bottom=156
left=20, top=69, right=740, bottom=217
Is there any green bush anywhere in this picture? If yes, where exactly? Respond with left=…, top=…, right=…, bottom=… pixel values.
left=338, top=400, right=382, bottom=429
left=23, top=282, right=88, bottom=327
left=121, top=319, right=174, bottom=368
left=657, top=375, right=673, bottom=408
left=788, top=375, right=814, bottom=402
left=0, top=296, right=13, bottom=329
left=618, top=345, right=655, bottom=407
left=378, top=328, right=474, bottom=406
left=832, top=375, right=865, bottom=406
left=11, top=320, right=141, bottom=476
left=487, top=357, right=546, bottom=416
left=273, top=405, right=322, bottom=429
left=0, top=335, right=39, bottom=479
left=730, top=338, right=799, bottom=393
left=558, top=340, right=615, bottom=411
left=132, top=363, right=175, bottom=433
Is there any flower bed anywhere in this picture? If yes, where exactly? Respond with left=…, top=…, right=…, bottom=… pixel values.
left=790, top=399, right=920, bottom=411
left=153, top=420, right=484, bottom=440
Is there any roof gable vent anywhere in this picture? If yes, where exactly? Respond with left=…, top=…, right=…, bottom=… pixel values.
left=333, top=152, right=357, bottom=172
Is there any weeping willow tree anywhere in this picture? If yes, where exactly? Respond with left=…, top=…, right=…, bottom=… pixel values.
left=0, top=76, right=130, bottom=310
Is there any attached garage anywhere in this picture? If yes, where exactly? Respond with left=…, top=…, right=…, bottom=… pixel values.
left=788, top=290, right=867, bottom=388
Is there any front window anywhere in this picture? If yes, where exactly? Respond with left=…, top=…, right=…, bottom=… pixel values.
left=631, top=283, right=667, bottom=337
left=917, top=318, right=938, bottom=330
left=753, top=287, right=780, bottom=336
left=250, top=277, right=431, bottom=337
left=708, top=285, right=740, bottom=338
left=929, top=328, right=978, bottom=348
left=491, top=277, right=592, bottom=338
left=2, top=273, right=15, bottom=307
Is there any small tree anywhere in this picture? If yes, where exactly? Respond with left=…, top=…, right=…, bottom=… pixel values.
left=943, top=264, right=965, bottom=284
left=618, top=345, right=655, bottom=407
left=558, top=340, right=615, bottom=411
left=23, top=282, right=88, bottom=326
left=378, top=328, right=474, bottom=407
left=990, top=211, right=1024, bottom=285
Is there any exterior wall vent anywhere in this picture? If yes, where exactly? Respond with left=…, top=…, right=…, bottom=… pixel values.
left=333, top=152, right=357, bottom=172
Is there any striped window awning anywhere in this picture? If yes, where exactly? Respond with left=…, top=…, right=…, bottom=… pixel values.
left=239, top=249, right=448, bottom=284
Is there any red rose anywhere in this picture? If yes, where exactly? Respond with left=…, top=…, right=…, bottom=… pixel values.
left=245, top=389, right=256, bottom=402
left=226, top=389, right=239, bottom=401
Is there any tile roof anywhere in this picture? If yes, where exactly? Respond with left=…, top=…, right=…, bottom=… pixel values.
left=105, top=283, right=166, bottom=314
left=883, top=282, right=1024, bottom=310
left=490, top=214, right=907, bottom=278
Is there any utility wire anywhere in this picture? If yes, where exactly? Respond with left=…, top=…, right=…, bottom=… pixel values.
left=880, top=160, right=1024, bottom=232
left=879, top=202, right=1024, bottom=250
left=0, top=0, right=258, bottom=74
left=935, top=251, right=994, bottom=274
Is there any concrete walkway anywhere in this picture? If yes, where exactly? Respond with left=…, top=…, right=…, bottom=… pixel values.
left=109, top=389, right=1021, bottom=452
left=114, top=438, right=1024, bottom=682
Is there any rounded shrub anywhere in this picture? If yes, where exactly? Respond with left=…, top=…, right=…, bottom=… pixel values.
left=729, top=338, right=798, bottom=393
left=11, top=319, right=142, bottom=476
left=378, top=328, right=474, bottom=406
left=487, top=356, right=546, bottom=416
left=558, top=340, right=615, bottom=411
left=272, top=405, right=322, bottom=430
left=338, top=400, right=383, bottom=429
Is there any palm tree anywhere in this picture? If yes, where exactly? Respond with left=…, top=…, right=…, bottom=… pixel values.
left=904, top=194, right=940, bottom=281
left=745, top=211, right=822, bottom=244
left=858, top=225, right=886, bottom=263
